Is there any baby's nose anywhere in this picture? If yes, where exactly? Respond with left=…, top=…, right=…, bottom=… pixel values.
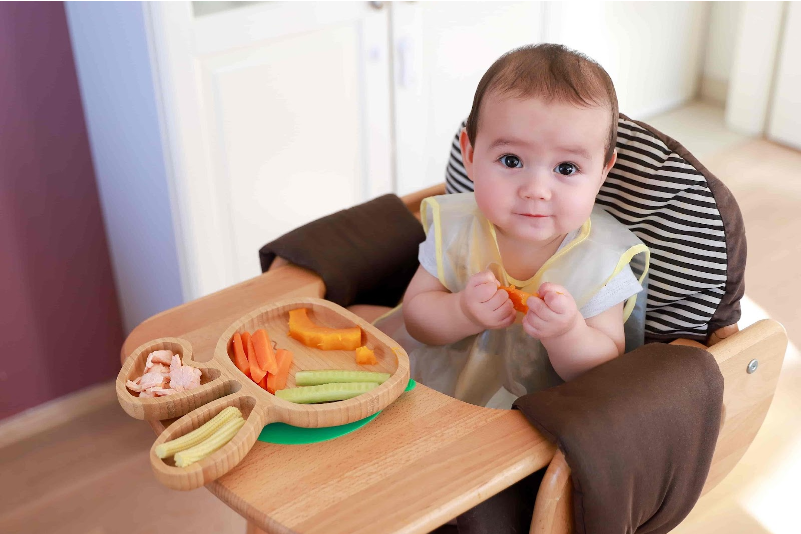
left=519, top=172, right=551, bottom=200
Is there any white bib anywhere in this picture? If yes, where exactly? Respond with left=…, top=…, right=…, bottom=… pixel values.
left=375, top=193, right=649, bottom=408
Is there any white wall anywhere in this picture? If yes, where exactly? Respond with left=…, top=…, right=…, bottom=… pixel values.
left=701, top=2, right=742, bottom=104
left=65, top=2, right=184, bottom=334
left=725, top=1, right=786, bottom=136
left=544, top=1, right=710, bottom=119
left=392, top=2, right=545, bottom=196
left=768, top=1, right=801, bottom=149
left=394, top=1, right=711, bottom=195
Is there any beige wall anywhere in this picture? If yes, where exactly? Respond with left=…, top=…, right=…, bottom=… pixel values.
left=701, top=2, right=743, bottom=104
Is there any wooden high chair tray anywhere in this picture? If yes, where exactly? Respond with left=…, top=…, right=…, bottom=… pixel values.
left=120, top=265, right=555, bottom=533
left=117, top=297, right=411, bottom=491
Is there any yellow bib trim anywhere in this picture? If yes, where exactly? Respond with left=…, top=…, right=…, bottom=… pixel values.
left=371, top=303, right=403, bottom=326
left=488, top=217, right=592, bottom=289
left=421, top=197, right=447, bottom=286
left=605, top=243, right=650, bottom=321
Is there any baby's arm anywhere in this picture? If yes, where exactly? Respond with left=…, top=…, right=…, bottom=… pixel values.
left=523, top=283, right=625, bottom=382
left=403, top=267, right=516, bottom=346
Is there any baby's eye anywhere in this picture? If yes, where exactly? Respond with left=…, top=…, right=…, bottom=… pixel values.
left=499, top=154, right=522, bottom=168
left=554, top=162, right=579, bottom=176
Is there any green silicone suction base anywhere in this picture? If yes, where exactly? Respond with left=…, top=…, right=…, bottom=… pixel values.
left=258, top=379, right=416, bottom=445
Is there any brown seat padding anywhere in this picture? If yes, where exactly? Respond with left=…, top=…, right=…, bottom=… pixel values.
left=507, top=343, right=723, bottom=534
left=259, top=194, right=426, bottom=308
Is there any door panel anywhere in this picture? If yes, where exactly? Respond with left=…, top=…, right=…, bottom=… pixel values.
left=392, top=2, right=545, bottom=197
left=203, top=24, right=363, bottom=282
left=150, top=2, right=392, bottom=295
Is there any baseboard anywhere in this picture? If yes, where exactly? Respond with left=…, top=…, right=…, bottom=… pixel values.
left=700, top=76, right=729, bottom=106
left=0, top=380, right=117, bottom=449
left=635, top=96, right=695, bottom=121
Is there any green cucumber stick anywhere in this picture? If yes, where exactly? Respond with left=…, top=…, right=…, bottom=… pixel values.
left=294, top=370, right=390, bottom=387
left=275, top=382, right=379, bottom=404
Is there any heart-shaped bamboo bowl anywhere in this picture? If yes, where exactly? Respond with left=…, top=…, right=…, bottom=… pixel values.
left=116, top=297, right=410, bottom=490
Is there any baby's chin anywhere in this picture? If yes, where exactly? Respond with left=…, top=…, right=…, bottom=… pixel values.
left=496, top=219, right=564, bottom=244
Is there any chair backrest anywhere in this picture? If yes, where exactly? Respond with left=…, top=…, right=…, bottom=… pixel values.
left=444, top=115, right=746, bottom=344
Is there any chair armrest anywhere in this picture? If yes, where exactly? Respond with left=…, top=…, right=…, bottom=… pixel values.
left=528, top=336, right=696, bottom=534
left=530, top=450, right=573, bottom=534
left=529, top=319, right=787, bottom=534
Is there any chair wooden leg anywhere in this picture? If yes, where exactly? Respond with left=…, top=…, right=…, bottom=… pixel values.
left=530, top=449, right=574, bottom=534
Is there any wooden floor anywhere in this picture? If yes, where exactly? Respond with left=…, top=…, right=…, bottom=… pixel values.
left=2, top=101, right=800, bottom=534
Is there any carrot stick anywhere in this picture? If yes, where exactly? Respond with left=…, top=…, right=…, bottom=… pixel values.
left=241, top=331, right=252, bottom=358
left=253, top=329, right=279, bottom=374
left=248, top=335, right=267, bottom=383
left=231, top=332, right=250, bottom=377
left=257, top=374, right=268, bottom=391
left=267, top=349, right=293, bottom=394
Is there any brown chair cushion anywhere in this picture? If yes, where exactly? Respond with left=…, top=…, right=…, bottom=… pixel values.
left=259, top=194, right=426, bottom=308
left=511, top=343, right=724, bottom=534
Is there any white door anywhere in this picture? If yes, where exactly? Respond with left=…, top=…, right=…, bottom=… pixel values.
left=147, top=2, right=393, bottom=299
left=391, top=2, right=545, bottom=197
left=768, top=2, right=801, bottom=150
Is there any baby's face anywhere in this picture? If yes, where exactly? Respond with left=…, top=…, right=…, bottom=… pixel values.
left=463, top=93, right=615, bottom=245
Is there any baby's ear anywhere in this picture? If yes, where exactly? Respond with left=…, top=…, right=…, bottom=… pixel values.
left=603, top=149, right=618, bottom=177
left=459, top=128, right=475, bottom=178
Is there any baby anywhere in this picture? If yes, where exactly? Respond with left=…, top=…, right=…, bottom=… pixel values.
left=376, top=44, right=649, bottom=409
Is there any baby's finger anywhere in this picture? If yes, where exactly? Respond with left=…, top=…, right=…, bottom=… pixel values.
left=471, top=270, right=499, bottom=287
left=543, top=291, right=573, bottom=314
left=489, top=302, right=516, bottom=329
left=522, top=318, right=542, bottom=339
left=538, top=282, right=564, bottom=295
left=523, top=307, right=547, bottom=329
left=534, top=283, right=571, bottom=313
left=486, top=289, right=511, bottom=311
left=491, top=298, right=514, bottom=319
left=526, top=295, right=558, bottom=321
left=473, top=281, right=499, bottom=303
left=499, top=310, right=517, bottom=328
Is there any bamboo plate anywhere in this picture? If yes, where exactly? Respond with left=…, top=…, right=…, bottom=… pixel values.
left=115, top=297, right=410, bottom=491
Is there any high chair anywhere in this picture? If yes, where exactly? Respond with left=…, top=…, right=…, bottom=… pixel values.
left=259, top=114, right=787, bottom=532
left=120, top=115, right=787, bottom=534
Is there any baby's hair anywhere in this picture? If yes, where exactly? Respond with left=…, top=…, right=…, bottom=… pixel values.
left=466, top=44, right=619, bottom=165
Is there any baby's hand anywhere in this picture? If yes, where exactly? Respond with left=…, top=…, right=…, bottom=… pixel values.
left=459, top=270, right=516, bottom=330
left=522, top=283, right=580, bottom=340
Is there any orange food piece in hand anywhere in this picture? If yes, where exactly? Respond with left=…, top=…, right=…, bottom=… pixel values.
left=355, top=346, right=377, bottom=365
left=499, top=286, right=539, bottom=314
left=288, top=308, right=362, bottom=350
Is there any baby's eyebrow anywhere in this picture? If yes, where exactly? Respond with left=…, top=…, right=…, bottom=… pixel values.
left=558, top=146, right=593, bottom=161
left=488, top=138, right=526, bottom=150
left=487, top=138, right=594, bottom=161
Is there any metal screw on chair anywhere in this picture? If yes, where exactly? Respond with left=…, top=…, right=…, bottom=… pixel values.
left=747, top=359, right=758, bottom=374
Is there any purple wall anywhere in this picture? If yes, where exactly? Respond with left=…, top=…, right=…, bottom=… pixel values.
left=0, top=2, right=124, bottom=420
